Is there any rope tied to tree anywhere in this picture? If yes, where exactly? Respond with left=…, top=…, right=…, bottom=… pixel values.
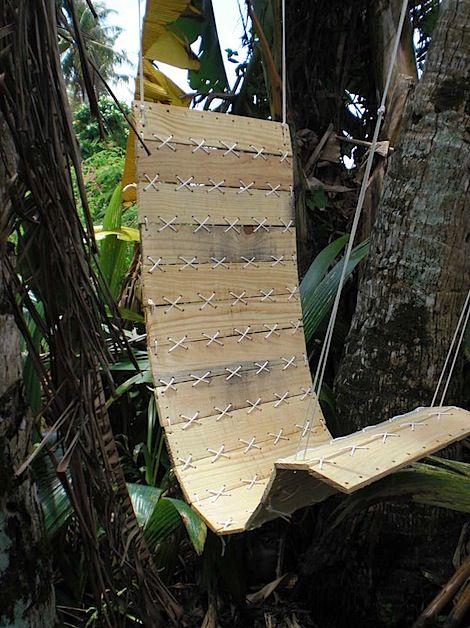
left=297, top=0, right=410, bottom=459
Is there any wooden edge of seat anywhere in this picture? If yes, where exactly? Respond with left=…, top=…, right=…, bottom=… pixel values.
left=190, top=406, right=470, bottom=535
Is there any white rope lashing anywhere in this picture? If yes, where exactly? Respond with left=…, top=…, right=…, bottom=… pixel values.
left=297, top=0, right=410, bottom=460
left=431, top=288, right=470, bottom=409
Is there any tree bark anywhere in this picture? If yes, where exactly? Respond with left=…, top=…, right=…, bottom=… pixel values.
left=327, top=1, right=470, bottom=625
left=0, top=120, right=56, bottom=626
left=335, top=0, right=470, bottom=428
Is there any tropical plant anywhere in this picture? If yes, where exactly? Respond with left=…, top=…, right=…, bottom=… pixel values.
left=59, top=0, right=129, bottom=102
left=73, top=96, right=129, bottom=158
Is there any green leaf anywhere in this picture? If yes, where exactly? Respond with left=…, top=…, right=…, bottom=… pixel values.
left=327, top=458, right=470, bottom=534
left=97, top=184, right=134, bottom=299
left=301, top=240, right=369, bottom=343
left=36, top=457, right=72, bottom=536
left=306, top=187, right=328, bottom=210
left=117, top=307, right=144, bottom=324
left=128, top=482, right=207, bottom=555
left=186, top=0, right=229, bottom=93
left=127, top=483, right=163, bottom=526
left=105, top=370, right=153, bottom=408
left=300, top=235, right=348, bottom=295
left=94, top=226, right=140, bottom=242
left=164, top=498, right=207, bottom=555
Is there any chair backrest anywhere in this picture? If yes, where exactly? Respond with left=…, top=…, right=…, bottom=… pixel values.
left=137, top=104, right=331, bottom=533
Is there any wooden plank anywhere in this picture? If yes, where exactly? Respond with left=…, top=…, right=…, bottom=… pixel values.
left=156, top=361, right=313, bottom=421
left=151, top=354, right=308, bottom=386
left=167, top=394, right=325, bottom=461
left=173, top=428, right=329, bottom=500
left=278, top=406, right=470, bottom=493
left=141, top=262, right=300, bottom=304
left=147, top=297, right=302, bottom=343
left=137, top=142, right=293, bottom=192
left=151, top=327, right=307, bottom=373
left=192, top=482, right=269, bottom=534
left=246, top=471, right=337, bottom=533
left=141, top=225, right=296, bottom=265
left=135, top=102, right=292, bottom=156
left=138, top=184, right=294, bottom=226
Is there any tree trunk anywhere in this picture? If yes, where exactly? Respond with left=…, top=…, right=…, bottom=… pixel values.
left=335, top=0, right=470, bottom=428
left=0, top=121, right=56, bottom=626
left=361, top=0, right=418, bottom=241
left=327, top=1, right=469, bottom=625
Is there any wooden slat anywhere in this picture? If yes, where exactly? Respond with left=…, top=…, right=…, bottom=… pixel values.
left=135, top=103, right=292, bottom=155
left=156, top=362, right=313, bottom=421
left=151, top=354, right=308, bottom=386
left=278, top=406, right=470, bottom=492
left=141, top=225, right=296, bottom=265
left=141, top=262, right=300, bottom=304
left=167, top=395, right=323, bottom=462
left=147, top=298, right=302, bottom=343
left=138, top=184, right=294, bottom=226
left=137, top=142, right=293, bottom=191
left=174, top=431, right=329, bottom=500
left=192, top=482, right=270, bottom=534
left=152, top=328, right=307, bottom=373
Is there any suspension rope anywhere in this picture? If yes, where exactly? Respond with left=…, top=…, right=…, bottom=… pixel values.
left=431, top=288, right=470, bottom=409
left=281, top=0, right=287, bottom=125
left=297, top=0, right=410, bottom=460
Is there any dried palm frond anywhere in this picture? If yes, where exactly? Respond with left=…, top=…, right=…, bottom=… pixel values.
left=0, top=0, right=181, bottom=624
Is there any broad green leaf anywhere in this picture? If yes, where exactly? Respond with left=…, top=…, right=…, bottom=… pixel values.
left=145, top=497, right=207, bottom=555
left=327, top=459, right=470, bottom=534
left=98, top=184, right=130, bottom=299
left=300, top=235, right=348, bottom=295
left=118, top=307, right=145, bottom=324
left=165, top=498, right=207, bottom=555
left=186, top=0, right=229, bottom=93
left=127, top=483, right=163, bottom=526
left=301, top=240, right=369, bottom=343
left=36, top=458, right=72, bottom=536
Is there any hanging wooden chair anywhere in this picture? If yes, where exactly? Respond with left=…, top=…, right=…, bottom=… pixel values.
left=136, top=103, right=470, bottom=535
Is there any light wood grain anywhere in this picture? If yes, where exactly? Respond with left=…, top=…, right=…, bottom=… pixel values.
left=141, top=262, right=300, bottom=304
left=151, top=354, right=308, bottom=386
left=167, top=394, right=325, bottom=461
left=135, top=102, right=292, bottom=155
left=156, top=361, right=312, bottom=421
left=137, top=142, right=293, bottom=192
left=278, top=406, right=470, bottom=492
left=138, top=183, right=294, bottom=226
left=151, top=327, right=307, bottom=372
left=147, top=298, right=302, bottom=343
left=141, top=225, right=296, bottom=265
left=136, top=106, right=470, bottom=537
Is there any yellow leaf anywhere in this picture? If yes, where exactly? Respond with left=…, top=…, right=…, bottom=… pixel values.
left=144, top=0, right=194, bottom=26
left=144, top=28, right=199, bottom=70
left=142, top=0, right=201, bottom=69
left=122, top=62, right=191, bottom=203
left=94, top=226, right=140, bottom=242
